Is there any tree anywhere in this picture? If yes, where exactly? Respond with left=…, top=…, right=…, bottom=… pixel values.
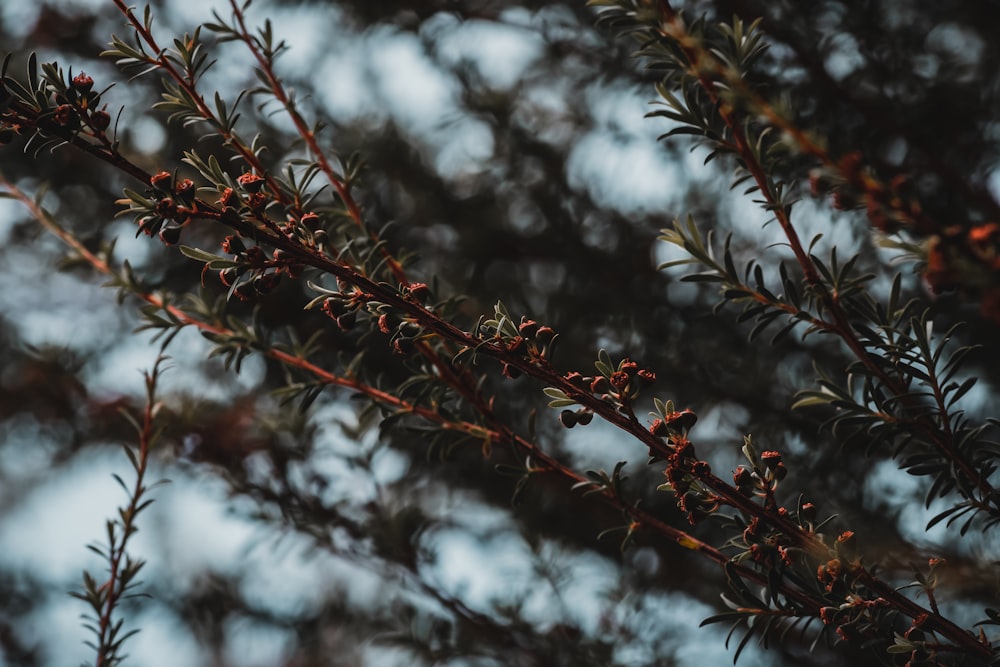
left=1, top=1, right=998, bottom=665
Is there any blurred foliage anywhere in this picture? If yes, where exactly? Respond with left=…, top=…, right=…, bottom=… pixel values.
left=0, top=1, right=999, bottom=666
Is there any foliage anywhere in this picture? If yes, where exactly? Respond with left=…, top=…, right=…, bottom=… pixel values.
left=0, top=1, right=999, bottom=666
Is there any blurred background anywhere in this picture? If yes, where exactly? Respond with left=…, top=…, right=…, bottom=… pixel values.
left=1, top=1, right=1000, bottom=665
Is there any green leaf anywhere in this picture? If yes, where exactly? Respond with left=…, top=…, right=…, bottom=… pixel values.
left=178, top=245, right=224, bottom=263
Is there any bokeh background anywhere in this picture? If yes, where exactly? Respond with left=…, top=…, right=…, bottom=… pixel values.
left=2, top=1, right=1000, bottom=665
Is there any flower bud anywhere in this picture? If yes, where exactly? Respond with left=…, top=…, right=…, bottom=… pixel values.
left=90, top=109, right=111, bottom=131
left=664, top=408, right=697, bottom=431
left=237, top=172, right=265, bottom=192
left=397, top=321, right=421, bottom=338
left=246, top=192, right=269, bottom=211
left=244, top=246, right=266, bottom=268
left=174, top=178, right=195, bottom=201
left=518, top=319, right=540, bottom=338
left=255, top=272, right=281, bottom=294
left=300, top=212, right=320, bottom=230
left=609, top=370, right=629, bottom=391
left=836, top=531, right=856, bottom=559
left=407, top=282, right=430, bottom=302
left=733, top=467, right=753, bottom=495
left=155, top=198, right=177, bottom=218
left=760, top=450, right=782, bottom=470
left=72, top=72, right=94, bottom=93
left=218, top=187, right=237, bottom=207
left=221, top=235, right=245, bottom=255
left=53, top=104, right=78, bottom=127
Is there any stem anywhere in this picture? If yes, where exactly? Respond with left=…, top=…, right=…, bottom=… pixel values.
left=2, top=175, right=776, bottom=597
left=94, top=364, right=159, bottom=667
left=225, top=0, right=409, bottom=286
